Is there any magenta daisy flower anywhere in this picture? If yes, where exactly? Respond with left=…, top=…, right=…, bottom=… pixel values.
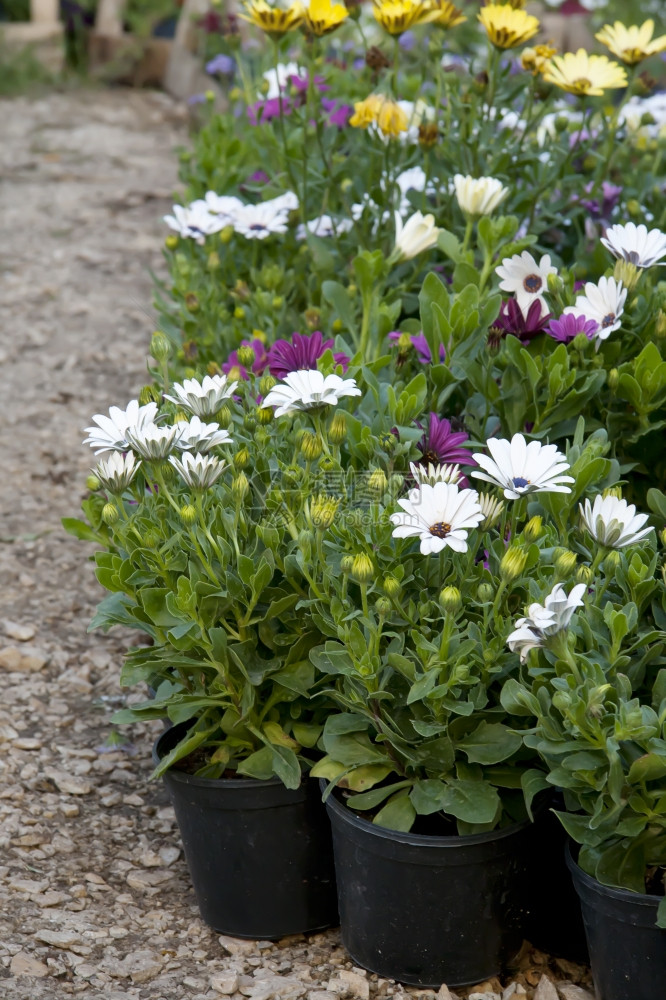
left=547, top=314, right=598, bottom=343
left=267, top=331, right=349, bottom=378
left=494, top=298, right=551, bottom=343
left=418, top=413, right=477, bottom=468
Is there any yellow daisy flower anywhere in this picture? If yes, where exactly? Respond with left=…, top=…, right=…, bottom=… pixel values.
left=376, top=97, right=409, bottom=137
left=425, top=0, right=466, bottom=30
left=541, top=49, right=628, bottom=97
left=240, top=0, right=304, bottom=36
left=595, top=19, right=666, bottom=66
left=372, top=0, right=439, bottom=36
left=521, top=43, right=557, bottom=75
left=349, top=94, right=384, bottom=129
left=304, top=0, right=349, bottom=35
left=478, top=4, right=539, bottom=50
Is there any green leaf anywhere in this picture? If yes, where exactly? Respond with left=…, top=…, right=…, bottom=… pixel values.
left=347, top=779, right=412, bottom=811
left=410, top=778, right=448, bottom=815
left=151, top=726, right=212, bottom=779
left=336, top=763, right=394, bottom=791
left=457, top=722, right=522, bottom=765
left=521, top=769, right=550, bottom=821
left=322, top=280, right=357, bottom=333
left=373, top=789, right=416, bottom=832
left=61, top=517, right=103, bottom=543
left=237, top=745, right=274, bottom=780
left=628, top=753, right=666, bottom=784
left=440, top=779, right=501, bottom=824
left=270, top=745, right=302, bottom=789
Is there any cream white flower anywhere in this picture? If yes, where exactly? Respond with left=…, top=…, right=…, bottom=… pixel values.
left=390, top=481, right=484, bottom=555
left=296, top=215, right=354, bottom=240
left=164, top=375, right=238, bottom=418
left=600, top=222, right=666, bottom=268
left=479, top=492, right=504, bottom=528
left=233, top=201, right=291, bottom=239
left=472, top=433, right=574, bottom=500
left=496, top=252, right=558, bottom=310
left=94, top=451, right=141, bottom=493
left=507, top=583, right=586, bottom=662
left=394, top=211, right=441, bottom=261
left=83, top=400, right=159, bottom=454
left=409, top=461, right=462, bottom=489
left=174, top=416, right=232, bottom=452
left=564, top=276, right=627, bottom=341
left=263, top=370, right=361, bottom=417
left=125, top=423, right=179, bottom=460
left=580, top=494, right=653, bottom=549
left=264, top=191, right=299, bottom=214
left=204, top=192, right=244, bottom=223
left=163, top=201, right=225, bottom=243
left=453, top=174, right=509, bottom=218
left=169, top=451, right=226, bottom=490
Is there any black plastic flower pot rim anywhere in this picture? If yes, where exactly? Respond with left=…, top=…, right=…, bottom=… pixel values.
left=565, top=841, right=663, bottom=912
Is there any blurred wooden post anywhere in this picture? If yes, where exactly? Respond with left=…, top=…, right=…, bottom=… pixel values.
left=163, top=0, right=217, bottom=99
left=2, top=0, right=64, bottom=70
left=94, top=0, right=125, bottom=37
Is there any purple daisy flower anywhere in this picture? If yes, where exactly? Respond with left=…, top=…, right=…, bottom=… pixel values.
left=289, top=72, right=330, bottom=95
left=206, top=54, right=236, bottom=76
left=494, top=298, right=551, bottom=343
left=321, top=98, right=353, bottom=128
left=247, top=96, right=292, bottom=125
left=417, top=413, right=477, bottom=467
left=267, top=331, right=349, bottom=378
left=547, top=314, right=598, bottom=344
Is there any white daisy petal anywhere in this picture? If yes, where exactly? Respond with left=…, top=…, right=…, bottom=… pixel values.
left=263, top=370, right=361, bottom=417
left=600, top=222, right=666, bottom=268
left=580, top=494, right=654, bottom=549
left=507, top=583, right=586, bottom=661
left=472, top=433, right=573, bottom=500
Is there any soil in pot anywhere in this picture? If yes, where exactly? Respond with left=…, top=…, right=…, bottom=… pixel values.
left=325, top=787, right=537, bottom=988
left=566, top=844, right=666, bottom=1000
left=154, top=725, right=338, bottom=939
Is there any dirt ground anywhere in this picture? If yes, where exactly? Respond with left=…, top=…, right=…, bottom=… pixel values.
left=0, top=88, right=594, bottom=1000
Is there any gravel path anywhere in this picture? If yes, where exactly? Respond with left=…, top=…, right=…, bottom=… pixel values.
left=0, top=89, right=593, bottom=1000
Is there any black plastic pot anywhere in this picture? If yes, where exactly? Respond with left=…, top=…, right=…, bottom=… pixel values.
left=325, top=788, right=536, bottom=987
left=566, top=845, right=666, bottom=1000
left=154, top=726, right=338, bottom=938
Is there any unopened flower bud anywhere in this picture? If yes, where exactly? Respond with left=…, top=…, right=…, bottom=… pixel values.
left=602, top=486, right=623, bottom=499
left=259, top=375, right=277, bottom=395
left=477, top=581, right=494, bottom=603
left=626, top=199, right=641, bottom=217
left=576, top=565, right=594, bottom=585
left=85, top=473, right=101, bottom=491
left=603, top=550, right=622, bottom=571
left=418, top=122, right=439, bottom=148
left=102, top=502, right=119, bottom=525
left=304, top=309, right=321, bottom=330
left=351, top=553, right=374, bottom=584
left=383, top=575, right=401, bottom=598
left=375, top=596, right=392, bottom=617
left=523, top=515, right=543, bottom=542
left=233, top=306, right=245, bottom=320
left=298, top=530, right=313, bottom=560
left=659, top=527, right=666, bottom=548
left=397, top=332, right=413, bottom=352
left=301, top=433, right=323, bottom=461
left=283, top=465, right=304, bottom=487
left=572, top=332, right=592, bottom=352
left=165, top=234, right=179, bottom=250
left=207, top=251, right=221, bottom=272
left=185, top=293, right=200, bottom=313
left=216, top=405, right=232, bottom=428
left=613, top=259, right=640, bottom=292
left=234, top=447, right=250, bottom=470
left=439, top=586, right=462, bottom=615
left=232, top=472, right=250, bottom=501
left=547, top=272, right=563, bottom=295
left=256, top=406, right=273, bottom=425
left=254, top=428, right=270, bottom=447
left=655, top=312, right=666, bottom=339
left=608, top=368, right=619, bottom=391
left=243, top=413, right=256, bottom=431
left=319, top=455, right=337, bottom=472
left=180, top=504, right=197, bottom=525
left=139, top=384, right=161, bottom=406
left=454, top=664, right=470, bottom=682
left=237, top=344, right=255, bottom=367
left=332, top=319, right=343, bottom=333
left=500, top=547, right=528, bottom=581
left=329, top=411, right=347, bottom=445
left=341, top=555, right=355, bottom=575
left=555, top=551, right=578, bottom=577
left=368, top=468, right=388, bottom=495
left=220, top=225, right=234, bottom=244
left=143, top=530, right=160, bottom=548
left=311, top=494, right=339, bottom=530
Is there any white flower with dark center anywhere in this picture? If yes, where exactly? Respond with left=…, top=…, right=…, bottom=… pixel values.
left=409, top=461, right=461, bottom=489
left=453, top=174, right=509, bottom=218
left=204, top=192, right=244, bottom=224
left=262, top=370, right=361, bottom=417
left=125, top=423, right=179, bottom=461
left=393, top=211, right=441, bottom=261
left=163, top=201, right=225, bottom=243
left=233, top=201, right=291, bottom=239
left=164, top=375, right=238, bottom=418
left=600, top=222, right=666, bottom=268
left=174, top=415, right=232, bottom=452
left=507, top=583, right=586, bottom=662
left=564, top=276, right=627, bottom=341
left=580, top=494, right=653, bottom=549
left=472, top=433, right=574, bottom=500
left=84, top=400, right=159, bottom=454
left=390, top=481, right=484, bottom=555
left=496, top=252, right=558, bottom=310
left=94, top=451, right=141, bottom=494
left=296, top=215, right=354, bottom=240
left=169, top=451, right=226, bottom=490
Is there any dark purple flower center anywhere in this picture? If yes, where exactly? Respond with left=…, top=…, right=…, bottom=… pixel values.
left=512, top=476, right=530, bottom=489
left=429, top=521, right=451, bottom=538
left=250, top=223, right=268, bottom=231
left=523, top=274, right=542, bottom=293
left=601, top=312, right=615, bottom=328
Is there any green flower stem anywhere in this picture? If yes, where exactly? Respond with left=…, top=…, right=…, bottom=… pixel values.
left=151, top=464, right=181, bottom=515
left=461, top=217, right=474, bottom=255
left=484, top=44, right=501, bottom=124
left=360, top=583, right=369, bottom=620
left=548, top=630, right=581, bottom=682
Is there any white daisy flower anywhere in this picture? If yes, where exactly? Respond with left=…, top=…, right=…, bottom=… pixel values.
left=94, top=451, right=141, bottom=494
left=83, top=400, right=159, bottom=454
left=393, top=211, right=441, bottom=261
left=580, top=494, right=653, bottom=549
left=600, top=222, right=666, bottom=268
left=507, top=583, right=586, bottom=662
left=203, top=192, right=244, bottom=224
left=395, top=166, right=437, bottom=214
left=174, top=415, right=232, bottom=453
left=453, top=174, right=509, bottom=218
left=471, top=433, right=574, bottom=501
left=233, top=201, right=291, bottom=240
left=296, top=215, right=354, bottom=240
left=125, top=423, right=179, bottom=461
left=496, top=252, right=558, bottom=310
left=262, top=370, right=362, bottom=417
left=564, top=276, right=627, bottom=341
left=163, top=201, right=225, bottom=243
left=409, top=462, right=462, bottom=489
left=263, top=191, right=299, bottom=214
left=164, top=375, right=238, bottom=418
left=169, top=451, right=226, bottom=490
left=390, top=481, right=484, bottom=555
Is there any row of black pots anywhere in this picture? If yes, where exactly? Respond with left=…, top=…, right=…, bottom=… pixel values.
left=154, top=726, right=665, bottom=998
